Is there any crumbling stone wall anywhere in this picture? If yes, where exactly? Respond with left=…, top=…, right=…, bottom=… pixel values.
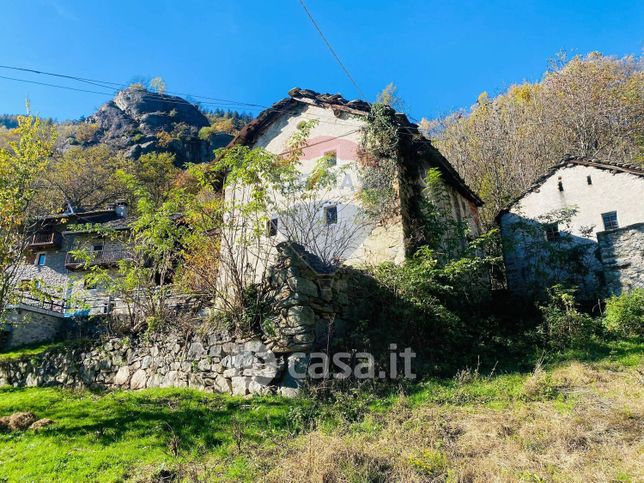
left=265, top=243, right=350, bottom=353
left=598, top=222, right=644, bottom=295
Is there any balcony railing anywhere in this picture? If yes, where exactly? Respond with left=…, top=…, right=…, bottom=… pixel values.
left=65, top=249, right=130, bottom=270
left=16, top=294, right=66, bottom=314
left=27, top=232, right=62, bottom=249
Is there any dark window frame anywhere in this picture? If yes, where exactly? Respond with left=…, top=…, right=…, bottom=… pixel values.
left=544, top=223, right=560, bottom=242
left=601, top=211, right=619, bottom=231
left=324, top=205, right=338, bottom=225
left=266, top=217, right=278, bottom=237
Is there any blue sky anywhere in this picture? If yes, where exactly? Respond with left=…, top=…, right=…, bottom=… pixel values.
left=0, top=0, right=642, bottom=121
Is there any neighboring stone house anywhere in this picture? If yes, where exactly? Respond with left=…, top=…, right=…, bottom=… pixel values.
left=2, top=204, right=130, bottom=349
left=226, top=88, right=483, bottom=268
left=497, top=156, right=644, bottom=299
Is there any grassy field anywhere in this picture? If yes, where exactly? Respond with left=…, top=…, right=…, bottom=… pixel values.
left=0, top=339, right=642, bottom=482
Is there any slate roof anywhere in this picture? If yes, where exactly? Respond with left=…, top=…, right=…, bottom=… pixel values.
left=496, top=155, right=644, bottom=221
left=38, top=208, right=130, bottom=233
left=229, top=88, right=483, bottom=206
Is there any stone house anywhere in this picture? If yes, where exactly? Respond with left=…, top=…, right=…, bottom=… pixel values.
left=2, top=204, right=130, bottom=349
left=497, top=156, right=644, bottom=299
left=226, top=88, right=483, bottom=269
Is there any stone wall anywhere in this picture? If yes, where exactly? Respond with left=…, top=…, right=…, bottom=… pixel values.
left=598, top=222, right=644, bottom=295
left=1, top=307, right=69, bottom=350
left=264, top=242, right=350, bottom=354
left=0, top=332, right=299, bottom=396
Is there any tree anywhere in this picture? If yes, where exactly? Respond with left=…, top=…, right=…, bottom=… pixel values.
left=77, top=168, right=189, bottom=333
left=34, top=145, right=129, bottom=213
left=428, top=53, right=643, bottom=227
left=0, top=116, right=55, bottom=321
left=149, top=77, right=167, bottom=94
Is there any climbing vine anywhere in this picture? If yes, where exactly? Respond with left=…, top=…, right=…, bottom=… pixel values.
left=357, top=103, right=401, bottom=223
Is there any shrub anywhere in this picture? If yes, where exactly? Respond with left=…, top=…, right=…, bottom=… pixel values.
left=538, top=285, right=598, bottom=349
left=603, top=289, right=644, bottom=338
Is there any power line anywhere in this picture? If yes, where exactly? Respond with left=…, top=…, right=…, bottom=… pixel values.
left=0, top=66, right=369, bottom=129
left=0, top=64, right=429, bottom=139
left=0, top=74, right=115, bottom=96
left=296, top=0, right=366, bottom=99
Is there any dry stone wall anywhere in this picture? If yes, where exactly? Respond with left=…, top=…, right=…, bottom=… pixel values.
left=598, top=222, right=644, bottom=295
left=0, top=333, right=293, bottom=396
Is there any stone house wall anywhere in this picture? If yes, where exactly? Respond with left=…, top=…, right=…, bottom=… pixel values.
left=1, top=307, right=69, bottom=350
left=597, top=222, right=644, bottom=295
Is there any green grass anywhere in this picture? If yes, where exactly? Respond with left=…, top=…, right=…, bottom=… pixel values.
left=0, top=338, right=641, bottom=481
left=0, top=341, right=70, bottom=362
left=0, top=388, right=302, bottom=482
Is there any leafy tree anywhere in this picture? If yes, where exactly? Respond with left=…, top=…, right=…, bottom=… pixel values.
left=34, top=145, right=129, bottom=212
left=76, top=167, right=189, bottom=333
left=0, top=116, right=56, bottom=321
left=149, top=77, right=167, bottom=94
left=129, top=152, right=181, bottom=209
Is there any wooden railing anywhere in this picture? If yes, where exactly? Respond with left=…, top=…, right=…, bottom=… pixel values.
left=16, top=294, right=66, bottom=314
left=65, top=249, right=130, bottom=270
left=27, top=232, right=62, bottom=249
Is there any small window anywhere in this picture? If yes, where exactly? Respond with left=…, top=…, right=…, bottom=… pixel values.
left=601, top=211, right=619, bottom=231
left=266, top=217, right=278, bottom=237
left=544, top=223, right=560, bottom=242
left=37, top=253, right=46, bottom=266
left=324, top=205, right=338, bottom=225
left=557, top=177, right=564, bottom=191
left=324, top=150, right=337, bottom=167
left=586, top=175, right=592, bottom=185
left=93, top=244, right=104, bottom=252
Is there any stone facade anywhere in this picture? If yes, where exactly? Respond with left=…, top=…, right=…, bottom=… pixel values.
left=598, top=222, right=644, bottom=295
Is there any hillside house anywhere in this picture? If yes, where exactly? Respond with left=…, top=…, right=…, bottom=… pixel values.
left=224, top=88, right=483, bottom=271
left=2, top=204, right=130, bottom=349
left=497, top=156, right=644, bottom=299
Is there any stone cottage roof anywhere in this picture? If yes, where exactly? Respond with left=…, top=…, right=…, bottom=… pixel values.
left=228, top=88, right=483, bottom=206
left=496, top=155, right=644, bottom=222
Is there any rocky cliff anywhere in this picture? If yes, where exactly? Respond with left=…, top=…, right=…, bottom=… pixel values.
left=68, top=87, right=233, bottom=165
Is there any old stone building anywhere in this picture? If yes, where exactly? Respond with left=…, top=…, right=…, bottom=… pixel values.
left=2, top=204, right=130, bottom=349
left=226, top=88, right=483, bottom=268
left=498, top=156, right=644, bottom=299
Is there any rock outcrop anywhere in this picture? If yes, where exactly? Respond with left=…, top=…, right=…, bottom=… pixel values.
left=68, top=87, right=232, bottom=165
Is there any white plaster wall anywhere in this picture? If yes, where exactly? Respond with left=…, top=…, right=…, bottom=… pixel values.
left=501, top=164, right=644, bottom=296
left=508, top=165, right=643, bottom=238
left=250, top=103, right=407, bottom=266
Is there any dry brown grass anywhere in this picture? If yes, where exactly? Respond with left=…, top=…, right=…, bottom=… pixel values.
left=263, top=361, right=643, bottom=483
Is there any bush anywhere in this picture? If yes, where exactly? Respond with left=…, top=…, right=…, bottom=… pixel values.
left=538, top=285, right=598, bottom=349
left=603, top=289, right=644, bottom=338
